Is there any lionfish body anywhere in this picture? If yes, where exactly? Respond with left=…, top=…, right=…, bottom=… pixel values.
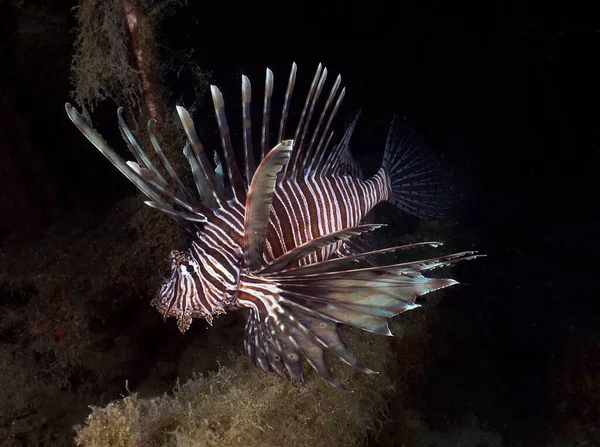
left=66, top=63, right=481, bottom=390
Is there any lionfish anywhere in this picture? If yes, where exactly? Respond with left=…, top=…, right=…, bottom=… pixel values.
left=65, top=63, right=480, bottom=391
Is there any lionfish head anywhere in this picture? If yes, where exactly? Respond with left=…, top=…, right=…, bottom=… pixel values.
left=152, top=249, right=217, bottom=332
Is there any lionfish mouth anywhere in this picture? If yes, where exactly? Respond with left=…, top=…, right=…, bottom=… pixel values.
left=151, top=285, right=220, bottom=331
left=151, top=283, right=180, bottom=319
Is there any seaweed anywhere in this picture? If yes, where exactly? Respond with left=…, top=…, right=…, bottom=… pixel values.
left=70, top=0, right=143, bottom=119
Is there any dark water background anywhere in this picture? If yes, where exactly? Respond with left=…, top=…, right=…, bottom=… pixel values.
left=1, top=0, right=598, bottom=445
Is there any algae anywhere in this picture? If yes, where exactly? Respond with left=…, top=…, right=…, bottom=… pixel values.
left=74, top=327, right=395, bottom=447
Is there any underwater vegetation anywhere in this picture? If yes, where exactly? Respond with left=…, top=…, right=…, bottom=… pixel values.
left=73, top=328, right=395, bottom=447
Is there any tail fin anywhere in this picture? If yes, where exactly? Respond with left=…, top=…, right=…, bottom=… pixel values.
left=382, top=117, right=454, bottom=219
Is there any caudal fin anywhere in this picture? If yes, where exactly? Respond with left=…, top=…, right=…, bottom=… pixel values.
left=382, top=117, right=454, bottom=219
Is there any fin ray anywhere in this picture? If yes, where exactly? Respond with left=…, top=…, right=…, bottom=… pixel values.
left=240, top=243, right=479, bottom=390
left=277, top=62, right=297, bottom=144
left=65, top=104, right=211, bottom=220
left=177, top=105, right=226, bottom=207
left=244, top=141, right=293, bottom=271
left=211, top=85, right=246, bottom=201
left=258, top=224, right=384, bottom=275
left=241, top=75, right=257, bottom=183
left=383, top=117, right=455, bottom=218
left=261, top=68, right=274, bottom=159
left=147, top=119, right=192, bottom=196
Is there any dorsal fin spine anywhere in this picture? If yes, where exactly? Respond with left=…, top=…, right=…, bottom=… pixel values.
left=211, top=85, right=246, bottom=201
left=147, top=119, right=191, bottom=196
left=303, top=74, right=342, bottom=177
left=283, top=63, right=323, bottom=180
left=311, top=87, right=346, bottom=178
left=241, top=74, right=256, bottom=184
left=277, top=62, right=297, bottom=144
left=183, top=144, right=218, bottom=208
left=261, top=68, right=274, bottom=159
left=176, top=105, right=225, bottom=207
left=293, top=67, right=329, bottom=181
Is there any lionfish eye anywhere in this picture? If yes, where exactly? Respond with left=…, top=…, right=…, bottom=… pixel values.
left=185, top=265, right=194, bottom=273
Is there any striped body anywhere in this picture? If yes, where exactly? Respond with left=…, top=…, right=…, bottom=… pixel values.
left=157, top=167, right=391, bottom=324
left=66, top=62, right=480, bottom=390
left=266, top=168, right=390, bottom=263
